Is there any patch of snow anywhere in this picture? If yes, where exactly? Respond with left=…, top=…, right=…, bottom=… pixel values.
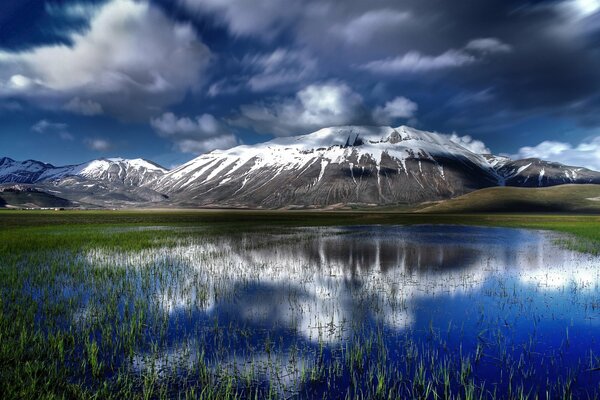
left=516, top=163, right=532, bottom=175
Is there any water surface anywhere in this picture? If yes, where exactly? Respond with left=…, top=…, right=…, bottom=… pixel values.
left=55, top=225, right=600, bottom=397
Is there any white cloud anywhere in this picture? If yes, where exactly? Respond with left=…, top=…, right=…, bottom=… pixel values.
left=362, top=37, right=511, bottom=74
left=331, top=9, right=411, bottom=45
left=175, top=135, right=240, bottom=154
left=373, top=96, right=418, bottom=124
left=465, top=38, right=513, bottom=54
left=244, top=48, right=317, bottom=92
left=362, top=50, right=477, bottom=74
left=85, top=138, right=112, bottom=151
left=151, top=112, right=239, bottom=154
left=236, top=82, right=369, bottom=136
left=0, top=0, right=211, bottom=118
left=31, top=120, right=67, bottom=133
left=513, top=137, right=600, bottom=171
left=31, top=119, right=74, bottom=141
left=559, top=0, right=600, bottom=18
left=179, top=0, right=301, bottom=38
left=445, top=133, right=491, bottom=154
left=151, top=113, right=220, bottom=136
left=64, top=97, right=103, bottom=116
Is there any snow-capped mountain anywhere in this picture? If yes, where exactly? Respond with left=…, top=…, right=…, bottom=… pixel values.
left=495, top=158, right=599, bottom=187
left=0, top=157, right=168, bottom=207
left=0, top=157, right=167, bottom=186
left=1, top=126, right=599, bottom=208
left=154, top=126, right=501, bottom=207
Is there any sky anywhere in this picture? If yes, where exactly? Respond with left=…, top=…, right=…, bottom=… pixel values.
left=1, top=0, right=600, bottom=170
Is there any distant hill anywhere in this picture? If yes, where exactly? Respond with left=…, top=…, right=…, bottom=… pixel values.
left=418, top=184, right=600, bottom=214
left=0, top=186, right=73, bottom=208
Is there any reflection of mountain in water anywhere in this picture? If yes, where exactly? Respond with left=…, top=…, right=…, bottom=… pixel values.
left=237, top=225, right=540, bottom=276
left=277, top=236, right=481, bottom=274
left=84, top=225, right=597, bottom=345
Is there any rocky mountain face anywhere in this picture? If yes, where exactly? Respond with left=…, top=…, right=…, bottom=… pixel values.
left=1, top=126, right=599, bottom=208
left=0, top=157, right=168, bottom=206
left=483, top=155, right=600, bottom=187
left=0, top=157, right=167, bottom=185
left=154, top=126, right=501, bottom=207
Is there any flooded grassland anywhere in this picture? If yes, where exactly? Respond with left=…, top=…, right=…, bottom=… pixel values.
left=1, top=218, right=600, bottom=399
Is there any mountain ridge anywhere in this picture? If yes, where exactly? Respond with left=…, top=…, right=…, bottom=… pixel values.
left=1, top=125, right=599, bottom=208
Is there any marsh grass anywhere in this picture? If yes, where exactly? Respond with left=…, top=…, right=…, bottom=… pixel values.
left=0, top=212, right=599, bottom=399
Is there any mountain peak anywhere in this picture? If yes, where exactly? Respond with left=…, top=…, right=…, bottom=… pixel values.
left=87, top=157, right=167, bottom=172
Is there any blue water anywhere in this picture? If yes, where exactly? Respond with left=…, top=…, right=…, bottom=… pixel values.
left=78, top=225, right=600, bottom=397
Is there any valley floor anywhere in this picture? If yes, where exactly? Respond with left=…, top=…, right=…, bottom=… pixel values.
left=1, top=209, right=599, bottom=253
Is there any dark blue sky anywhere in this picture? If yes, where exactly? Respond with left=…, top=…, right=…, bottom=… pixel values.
left=1, top=0, right=600, bottom=169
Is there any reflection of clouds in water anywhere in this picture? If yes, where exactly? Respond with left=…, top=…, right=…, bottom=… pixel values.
left=132, top=340, right=307, bottom=393
left=516, top=243, right=600, bottom=291
left=84, top=226, right=600, bottom=344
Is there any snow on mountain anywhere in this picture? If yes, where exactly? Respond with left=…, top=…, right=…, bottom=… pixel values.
left=2, top=125, right=600, bottom=208
left=0, top=157, right=169, bottom=207
left=0, top=157, right=167, bottom=187
left=0, top=157, right=57, bottom=184
left=161, top=126, right=494, bottom=188
left=493, top=158, right=600, bottom=187
left=154, top=125, right=502, bottom=207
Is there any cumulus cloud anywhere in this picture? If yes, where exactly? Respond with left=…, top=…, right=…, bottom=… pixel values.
left=235, top=82, right=420, bottom=135
left=0, top=0, right=211, bottom=119
left=151, top=112, right=239, bottom=154
left=235, top=82, right=371, bottom=136
left=85, top=138, right=112, bottom=151
left=64, top=97, right=103, bottom=116
left=513, top=136, right=600, bottom=171
left=444, top=133, right=491, bottom=154
left=373, top=97, right=418, bottom=124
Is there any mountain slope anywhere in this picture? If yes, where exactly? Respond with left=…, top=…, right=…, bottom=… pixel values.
left=2, top=125, right=600, bottom=209
left=497, top=158, right=599, bottom=187
left=0, top=186, right=74, bottom=208
left=155, top=126, right=501, bottom=207
left=418, top=185, right=600, bottom=213
left=0, top=157, right=168, bottom=207
left=0, top=157, right=167, bottom=186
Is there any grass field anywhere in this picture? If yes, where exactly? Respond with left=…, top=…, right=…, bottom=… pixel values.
left=2, top=209, right=599, bottom=253
left=1, top=210, right=599, bottom=399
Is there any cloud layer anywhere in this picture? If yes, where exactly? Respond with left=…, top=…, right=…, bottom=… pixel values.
left=151, top=112, right=239, bottom=154
left=235, top=82, right=370, bottom=136
left=1, top=0, right=600, bottom=168
left=514, top=136, right=600, bottom=171
left=0, top=0, right=212, bottom=119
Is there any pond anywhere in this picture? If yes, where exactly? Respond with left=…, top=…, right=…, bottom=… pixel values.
left=26, top=225, right=600, bottom=398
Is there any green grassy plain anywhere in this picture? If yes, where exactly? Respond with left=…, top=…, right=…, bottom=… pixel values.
left=1, top=209, right=599, bottom=253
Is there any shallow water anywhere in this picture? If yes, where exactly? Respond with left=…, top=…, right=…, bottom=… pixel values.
left=59, top=225, right=600, bottom=397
